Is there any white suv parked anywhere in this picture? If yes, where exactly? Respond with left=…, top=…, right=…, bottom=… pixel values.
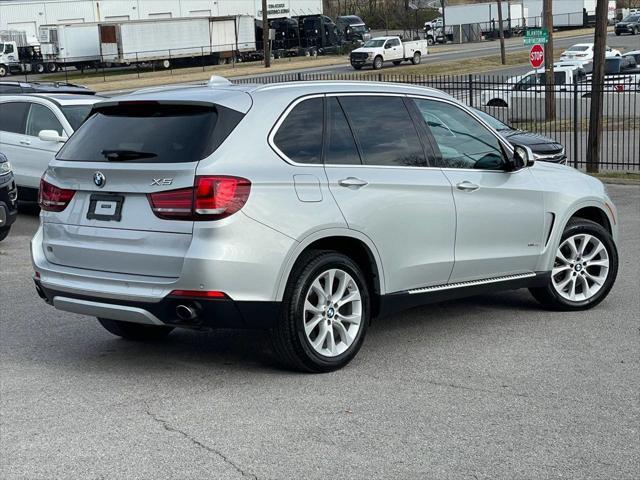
left=32, top=80, right=619, bottom=372
left=0, top=94, right=102, bottom=200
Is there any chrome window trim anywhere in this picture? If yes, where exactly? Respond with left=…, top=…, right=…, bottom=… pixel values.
left=269, top=90, right=525, bottom=175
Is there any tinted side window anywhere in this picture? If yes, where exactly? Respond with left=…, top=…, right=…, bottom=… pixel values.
left=0, top=102, right=29, bottom=134
left=340, top=96, right=426, bottom=167
left=273, top=97, right=323, bottom=164
left=413, top=99, right=505, bottom=170
left=26, top=103, right=64, bottom=136
left=325, top=97, right=360, bottom=165
left=0, top=84, right=23, bottom=94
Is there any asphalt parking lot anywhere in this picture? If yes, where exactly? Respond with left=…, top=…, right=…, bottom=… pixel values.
left=1, top=184, right=638, bottom=480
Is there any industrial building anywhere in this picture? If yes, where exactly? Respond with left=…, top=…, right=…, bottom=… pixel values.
left=0, top=0, right=323, bottom=43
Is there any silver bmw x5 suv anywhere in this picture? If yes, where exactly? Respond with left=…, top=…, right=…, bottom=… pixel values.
left=32, top=79, right=619, bottom=372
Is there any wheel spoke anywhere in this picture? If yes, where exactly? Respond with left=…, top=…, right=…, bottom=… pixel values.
left=311, top=279, right=326, bottom=302
left=312, top=323, right=329, bottom=350
left=337, top=290, right=360, bottom=308
left=568, top=276, right=578, bottom=300
left=304, top=300, right=323, bottom=315
left=579, top=234, right=592, bottom=255
left=583, top=242, right=606, bottom=262
left=584, top=271, right=606, bottom=286
left=332, top=271, right=349, bottom=302
left=338, top=312, right=361, bottom=325
left=552, top=265, right=572, bottom=276
left=324, top=269, right=336, bottom=299
left=556, top=250, right=572, bottom=265
left=304, top=314, right=324, bottom=335
left=333, top=321, right=353, bottom=345
left=586, top=259, right=609, bottom=268
left=326, top=326, right=336, bottom=354
left=556, top=274, right=573, bottom=291
left=565, top=237, right=579, bottom=259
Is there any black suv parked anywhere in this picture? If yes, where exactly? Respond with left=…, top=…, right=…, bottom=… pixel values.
left=0, top=81, right=95, bottom=95
left=615, top=14, right=640, bottom=35
left=0, top=152, right=18, bottom=241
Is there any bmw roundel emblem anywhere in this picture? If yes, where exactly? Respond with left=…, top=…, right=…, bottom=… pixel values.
left=93, top=171, right=106, bottom=188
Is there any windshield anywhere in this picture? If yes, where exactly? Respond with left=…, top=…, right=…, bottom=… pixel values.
left=0, top=43, right=4, bottom=53
left=57, top=103, right=243, bottom=163
left=622, top=15, right=639, bottom=22
left=61, top=105, right=94, bottom=130
left=567, top=45, right=590, bottom=51
left=472, top=109, right=511, bottom=131
left=350, top=25, right=366, bottom=33
left=363, top=39, right=385, bottom=48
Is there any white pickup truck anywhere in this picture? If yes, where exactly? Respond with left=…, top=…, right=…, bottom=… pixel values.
left=350, top=36, right=428, bottom=70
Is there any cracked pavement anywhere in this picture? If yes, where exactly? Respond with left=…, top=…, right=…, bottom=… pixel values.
left=1, top=184, right=638, bottom=479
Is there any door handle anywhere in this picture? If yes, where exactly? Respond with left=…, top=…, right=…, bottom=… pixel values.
left=19, top=139, right=31, bottom=145
left=456, top=181, right=479, bottom=192
left=338, top=177, right=368, bottom=189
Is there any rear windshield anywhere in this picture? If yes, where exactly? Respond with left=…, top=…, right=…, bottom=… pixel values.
left=567, top=45, right=589, bottom=51
left=57, top=102, right=243, bottom=163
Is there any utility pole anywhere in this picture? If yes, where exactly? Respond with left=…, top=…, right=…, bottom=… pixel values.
left=262, top=0, right=270, bottom=68
left=586, top=0, right=609, bottom=173
left=543, top=0, right=555, bottom=120
left=497, top=0, right=506, bottom=65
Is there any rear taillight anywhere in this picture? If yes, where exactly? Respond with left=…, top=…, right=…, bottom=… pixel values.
left=39, top=178, right=75, bottom=212
left=148, top=176, right=251, bottom=221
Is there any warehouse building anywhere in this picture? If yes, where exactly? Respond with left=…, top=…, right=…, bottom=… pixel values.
left=0, top=0, right=323, bottom=42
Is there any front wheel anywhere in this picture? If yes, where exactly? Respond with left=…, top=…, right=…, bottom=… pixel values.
left=0, top=227, right=10, bottom=242
left=411, top=52, right=421, bottom=65
left=270, top=250, right=370, bottom=372
left=530, top=218, right=618, bottom=311
left=98, top=318, right=174, bottom=341
left=0, top=64, right=7, bottom=77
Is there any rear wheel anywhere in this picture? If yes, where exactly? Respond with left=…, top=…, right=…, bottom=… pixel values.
left=373, top=56, right=383, bottom=70
left=411, top=52, right=421, bottom=65
left=46, top=63, right=57, bottom=73
left=34, top=63, right=45, bottom=74
left=487, top=98, right=508, bottom=107
left=270, top=250, right=370, bottom=372
left=98, top=318, right=174, bottom=341
left=530, top=219, right=618, bottom=311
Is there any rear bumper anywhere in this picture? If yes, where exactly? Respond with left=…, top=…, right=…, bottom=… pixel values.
left=35, top=280, right=281, bottom=330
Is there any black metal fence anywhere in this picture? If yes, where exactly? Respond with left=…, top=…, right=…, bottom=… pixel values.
left=233, top=72, right=640, bottom=171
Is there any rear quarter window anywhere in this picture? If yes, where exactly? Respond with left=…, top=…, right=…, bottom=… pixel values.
left=57, top=102, right=244, bottom=163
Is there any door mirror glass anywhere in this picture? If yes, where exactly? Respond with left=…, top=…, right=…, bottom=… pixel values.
left=513, top=145, right=534, bottom=170
left=38, top=129, right=67, bottom=143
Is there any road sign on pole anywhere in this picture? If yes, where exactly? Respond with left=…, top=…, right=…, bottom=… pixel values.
left=524, top=28, right=549, bottom=45
left=530, top=44, right=544, bottom=69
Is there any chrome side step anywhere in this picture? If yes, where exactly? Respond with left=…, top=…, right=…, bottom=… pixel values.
left=408, top=272, right=537, bottom=295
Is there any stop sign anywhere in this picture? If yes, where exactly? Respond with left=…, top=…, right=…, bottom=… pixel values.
left=530, top=44, right=544, bottom=69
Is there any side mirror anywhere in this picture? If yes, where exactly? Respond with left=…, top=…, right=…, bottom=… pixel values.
left=38, top=130, right=67, bottom=143
left=511, top=145, right=535, bottom=170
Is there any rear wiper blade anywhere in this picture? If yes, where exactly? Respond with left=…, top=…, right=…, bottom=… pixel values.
left=101, top=149, right=158, bottom=160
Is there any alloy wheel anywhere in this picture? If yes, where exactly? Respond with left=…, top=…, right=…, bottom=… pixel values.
left=303, top=268, right=362, bottom=357
left=551, top=233, right=610, bottom=302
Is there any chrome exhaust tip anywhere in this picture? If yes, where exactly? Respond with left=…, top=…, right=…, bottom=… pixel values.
left=175, top=303, right=198, bottom=322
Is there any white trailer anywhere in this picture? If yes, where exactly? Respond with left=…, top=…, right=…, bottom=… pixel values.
left=443, top=2, right=527, bottom=29
left=99, top=15, right=255, bottom=68
left=39, top=23, right=101, bottom=68
left=522, top=1, right=597, bottom=27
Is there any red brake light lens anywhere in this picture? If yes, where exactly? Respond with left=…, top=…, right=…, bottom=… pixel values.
left=148, top=176, right=251, bottom=221
left=169, top=290, right=228, bottom=299
left=39, top=178, right=75, bottom=212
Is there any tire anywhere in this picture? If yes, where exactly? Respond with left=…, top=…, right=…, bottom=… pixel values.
left=373, top=56, right=383, bottom=70
left=411, top=52, right=421, bottom=65
left=615, top=31, right=620, bottom=36
left=98, top=318, right=174, bottom=341
left=270, top=250, right=371, bottom=373
left=46, top=63, right=57, bottom=73
left=529, top=218, right=618, bottom=311
left=34, top=63, right=45, bottom=74
left=392, top=60, right=402, bottom=65
left=0, top=227, right=10, bottom=242
left=487, top=98, right=508, bottom=107
left=0, top=64, right=7, bottom=77
left=427, top=38, right=435, bottom=46
left=159, top=59, right=171, bottom=69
